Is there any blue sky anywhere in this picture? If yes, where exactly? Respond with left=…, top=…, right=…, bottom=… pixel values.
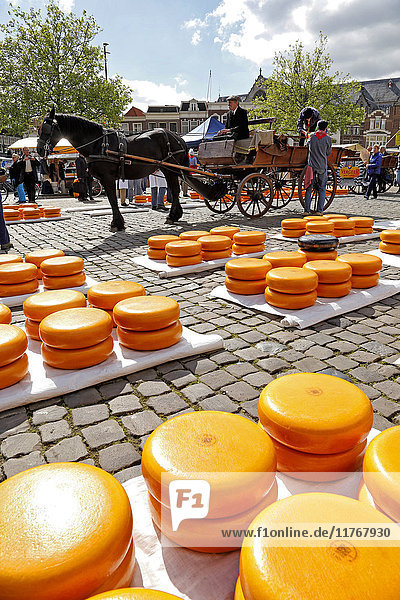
left=1, top=0, right=399, bottom=111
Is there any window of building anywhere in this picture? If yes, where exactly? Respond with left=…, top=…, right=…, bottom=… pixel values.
left=381, top=120, right=386, bottom=130
left=169, top=123, right=177, bottom=133
left=190, top=120, right=199, bottom=130
left=181, top=120, right=189, bottom=134
left=375, top=118, right=381, bottom=130
left=366, top=133, right=388, bottom=147
left=149, top=122, right=157, bottom=130
left=133, top=123, right=142, bottom=133
left=190, top=102, right=197, bottom=111
left=353, top=126, right=361, bottom=135
left=121, top=122, right=129, bottom=133
left=369, top=119, right=375, bottom=129
left=159, top=122, right=167, bottom=129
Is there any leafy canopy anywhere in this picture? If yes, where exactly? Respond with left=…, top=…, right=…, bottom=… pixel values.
left=0, top=0, right=132, bottom=134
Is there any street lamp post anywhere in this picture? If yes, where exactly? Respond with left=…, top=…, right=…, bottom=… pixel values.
left=103, top=42, right=110, bottom=81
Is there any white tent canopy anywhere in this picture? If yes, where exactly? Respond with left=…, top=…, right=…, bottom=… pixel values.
left=9, top=137, right=76, bottom=152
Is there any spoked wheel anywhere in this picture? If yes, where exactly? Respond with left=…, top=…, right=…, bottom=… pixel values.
left=268, top=168, right=297, bottom=209
left=349, top=183, right=367, bottom=195
left=92, top=178, right=103, bottom=197
left=203, top=179, right=237, bottom=214
left=380, top=168, right=395, bottom=193
left=0, top=183, right=10, bottom=202
left=298, top=163, right=337, bottom=212
left=236, top=173, right=274, bottom=218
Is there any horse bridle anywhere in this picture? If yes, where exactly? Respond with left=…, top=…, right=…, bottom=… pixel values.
left=37, top=116, right=60, bottom=157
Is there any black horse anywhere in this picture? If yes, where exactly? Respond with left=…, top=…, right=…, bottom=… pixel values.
left=37, top=108, right=190, bottom=232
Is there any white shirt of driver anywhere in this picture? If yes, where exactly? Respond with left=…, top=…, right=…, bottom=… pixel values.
left=25, top=158, right=32, bottom=173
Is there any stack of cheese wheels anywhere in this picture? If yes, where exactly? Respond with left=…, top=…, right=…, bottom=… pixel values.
left=225, top=258, right=272, bottom=295
left=210, top=225, right=240, bottom=239
left=3, top=207, right=20, bottom=222
left=114, top=295, right=182, bottom=351
left=38, top=206, right=45, bottom=217
left=0, top=253, right=23, bottom=266
left=0, top=463, right=135, bottom=600
left=86, top=590, right=184, bottom=600
left=23, top=289, right=87, bottom=340
left=280, top=218, right=306, bottom=238
left=164, top=239, right=202, bottom=267
left=0, top=262, right=38, bottom=297
left=304, top=260, right=352, bottom=297
left=258, top=373, right=372, bottom=481
left=0, top=303, right=11, bottom=324
left=40, top=256, right=85, bottom=289
left=263, top=250, right=306, bottom=268
left=379, top=229, right=400, bottom=254
left=198, top=234, right=231, bottom=261
left=147, top=235, right=179, bottom=261
left=88, top=280, right=145, bottom=327
left=43, top=206, right=61, bottom=218
left=135, top=195, right=147, bottom=204
left=21, top=207, right=40, bottom=220
left=0, top=324, right=28, bottom=389
left=25, top=248, right=65, bottom=280
left=232, top=231, right=266, bottom=255
left=337, top=253, right=382, bottom=288
left=179, top=230, right=209, bottom=241
left=324, top=213, right=347, bottom=219
left=297, top=247, right=338, bottom=261
left=306, top=219, right=334, bottom=235
left=265, top=267, right=318, bottom=309
left=348, top=216, right=374, bottom=235
left=329, top=217, right=355, bottom=237
left=141, top=411, right=277, bottom=552
left=238, top=493, right=400, bottom=600
left=39, top=307, right=113, bottom=369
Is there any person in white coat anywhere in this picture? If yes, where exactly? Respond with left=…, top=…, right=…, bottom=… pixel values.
left=149, top=169, right=168, bottom=211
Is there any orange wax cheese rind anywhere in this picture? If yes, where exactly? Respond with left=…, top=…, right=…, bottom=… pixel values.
left=0, top=254, right=23, bottom=266
left=0, top=304, right=11, bottom=324
left=210, top=225, right=240, bottom=238
left=0, top=353, right=29, bottom=389
left=317, top=280, right=352, bottom=297
left=306, top=221, right=334, bottom=233
left=87, top=281, right=145, bottom=311
left=235, top=579, right=246, bottom=600
left=198, top=234, right=231, bottom=251
left=40, top=255, right=84, bottom=276
left=262, top=251, right=306, bottom=268
left=87, top=589, right=185, bottom=599
left=25, top=318, right=40, bottom=340
left=225, top=276, right=267, bottom=295
left=117, top=320, right=182, bottom=351
left=380, top=230, right=400, bottom=244
left=336, top=253, right=382, bottom=275
left=42, top=335, right=114, bottom=369
left=148, top=235, right=179, bottom=249
left=39, top=307, right=113, bottom=349
left=141, top=411, right=277, bottom=518
left=225, top=257, right=272, bottom=281
left=232, top=243, right=265, bottom=255
left=357, top=481, right=384, bottom=513
left=166, top=254, right=202, bottom=267
left=298, top=249, right=338, bottom=261
left=201, top=249, right=231, bottom=261
left=259, top=373, right=373, bottom=454
left=265, top=287, right=317, bottom=309
left=303, top=216, right=328, bottom=222
left=23, top=289, right=87, bottom=321
left=281, top=218, right=306, bottom=230
left=233, top=231, right=266, bottom=245
left=304, top=260, right=352, bottom=283
left=42, top=272, right=86, bottom=290
left=379, top=241, right=400, bottom=255
left=86, top=540, right=135, bottom=596
left=0, top=279, right=39, bottom=297
left=281, top=229, right=305, bottom=238
left=114, top=296, right=180, bottom=331
left=348, top=216, right=374, bottom=227
left=25, top=248, right=65, bottom=267
left=0, top=262, right=38, bottom=284
left=325, top=213, right=347, bottom=219
left=89, top=306, right=116, bottom=327
left=266, top=267, right=318, bottom=294
left=0, top=324, right=28, bottom=367
left=355, top=227, right=373, bottom=235
left=351, top=273, right=379, bottom=288
left=147, top=248, right=166, bottom=260
left=165, top=240, right=201, bottom=257
left=330, top=219, right=355, bottom=230
left=179, top=230, right=209, bottom=241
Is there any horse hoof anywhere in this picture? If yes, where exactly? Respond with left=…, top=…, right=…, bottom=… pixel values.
left=165, top=218, right=174, bottom=224
left=110, top=225, right=118, bottom=232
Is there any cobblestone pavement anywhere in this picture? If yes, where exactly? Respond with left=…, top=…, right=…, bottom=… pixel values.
left=1, top=190, right=399, bottom=482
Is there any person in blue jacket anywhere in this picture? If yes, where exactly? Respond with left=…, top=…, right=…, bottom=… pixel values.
left=365, top=145, right=383, bottom=199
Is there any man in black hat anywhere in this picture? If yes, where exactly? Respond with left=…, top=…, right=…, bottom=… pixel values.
left=217, top=95, right=250, bottom=141
left=297, top=106, right=321, bottom=146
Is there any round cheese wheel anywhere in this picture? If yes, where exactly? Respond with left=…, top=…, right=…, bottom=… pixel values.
left=87, top=589, right=183, bottom=600
left=23, top=289, right=87, bottom=321
left=0, top=463, right=133, bottom=600
left=0, top=304, right=11, bottom=324
left=87, top=281, right=145, bottom=310
left=0, top=324, right=28, bottom=367
left=22, top=210, right=40, bottom=219
left=117, top=320, right=182, bottom=351
left=240, top=493, right=399, bottom=600
left=40, top=256, right=84, bottom=276
left=317, top=280, right=352, bottom=297
left=357, top=481, right=385, bottom=513
left=298, top=249, right=338, bottom=261
left=40, top=307, right=113, bottom=349
left=298, top=234, right=338, bottom=251
left=266, top=267, right=318, bottom=294
left=232, top=243, right=265, bottom=255
left=262, top=251, right=307, bottom=268
left=259, top=373, right=372, bottom=454
left=233, top=231, right=266, bottom=245
left=179, top=230, right=209, bottom=241
left=0, top=254, right=23, bottom=266
left=379, top=241, right=400, bottom=254
left=281, top=228, right=305, bottom=238
left=4, top=215, right=20, bottom=222
left=225, top=257, right=272, bottom=281
left=198, top=235, right=231, bottom=251
left=303, top=216, right=328, bottom=222
left=380, top=230, right=400, bottom=244
left=141, top=411, right=277, bottom=518
left=43, top=210, right=61, bottom=217
left=148, top=235, right=179, bottom=249
left=89, top=306, right=116, bottom=327
left=225, top=276, right=267, bottom=295
left=0, top=279, right=39, bottom=297
left=304, top=260, right=352, bottom=283
left=235, top=578, right=245, bottom=600
left=25, top=318, right=40, bottom=340
left=88, top=540, right=135, bottom=596
left=210, top=225, right=240, bottom=238
left=265, top=287, right=317, bottom=309
left=355, top=227, right=373, bottom=235
left=42, top=335, right=114, bottom=369
left=165, top=240, right=201, bottom=257
left=0, top=353, right=29, bottom=389
left=351, top=273, right=379, bottom=288
left=348, top=216, right=374, bottom=227
left=336, top=253, right=382, bottom=275
left=20, top=203, right=38, bottom=209
left=24, top=248, right=65, bottom=267
left=147, top=248, right=166, bottom=260
left=166, top=254, right=202, bottom=267
left=325, top=214, right=347, bottom=219
left=201, top=249, right=232, bottom=261
left=42, top=272, right=86, bottom=290
left=330, top=219, right=355, bottom=230
left=0, top=262, right=38, bottom=284
left=306, top=221, right=334, bottom=233
left=114, top=296, right=179, bottom=331
left=281, top=218, right=306, bottom=230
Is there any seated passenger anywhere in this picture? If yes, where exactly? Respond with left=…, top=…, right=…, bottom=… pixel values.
left=217, top=95, right=250, bottom=141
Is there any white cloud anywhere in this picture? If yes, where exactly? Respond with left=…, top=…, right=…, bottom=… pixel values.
left=122, top=78, right=195, bottom=112
left=191, top=31, right=201, bottom=45
left=57, top=0, right=74, bottom=11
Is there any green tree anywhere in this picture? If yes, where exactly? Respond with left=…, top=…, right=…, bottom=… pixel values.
left=0, top=0, right=132, bottom=135
left=251, top=34, right=365, bottom=137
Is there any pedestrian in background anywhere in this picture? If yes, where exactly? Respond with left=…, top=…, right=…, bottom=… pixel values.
left=149, top=170, right=168, bottom=211
left=9, top=153, right=26, bottom=203
left=365, top=145, right=383, bottom=200
left=58, top=160, right=66, bottom=194
left=19, top=147, right=39, bottom=203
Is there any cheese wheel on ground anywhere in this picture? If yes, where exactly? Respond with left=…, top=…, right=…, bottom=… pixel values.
left=4, top=215, right=20, bottom=222
left=147, top=248, right=166, bottom=260
left=225, top=257, right=272, bottom=281
left=210, top=225, right=240, bottom=238
left=0, top=324, right=28, bottom=367
left=281, top=228, right=305, bottom=238
left=232, top=243, right=265, bottom=255
left=265, top=287, right=317, bottom=309
left=165, top=240, right=201, bottom=257
left=379, top=241, right=400, bottom=254
left=235, top=579, right=245, bottom=600
left=336, top=253, right=382, bottom=275
left=117, top=320, right=182, bottom=351
left=40, top=255, right=84, bottom=276
left=22, top=209, right=40, bottom=219
left=330, top=219, right=355, bottom=230
left=20, top=203, right=38, bottom=209
left=306, top=221, right=334, bottom=233
left=114, top=296, right=179, bottom=331
left=87, top=281, right=145, bottom=310
left=0, top=254, right=23, bottom=266
left=348, top=216, right=374, bottom=227
left=166, top=254, right=202, bottom=267
left=89, top=306, right=116, bottom=326
left=42, top=335, right=114, bottom=369
left=267, top=267, right=318, bottom=294
left=198, top=234, right=231, bottom=251
left=298, top=249, right=338, bottom=261
left=351, top=273, right=379, bottom=288
left=42, top=271, right=86, bottom=289
left=141, top=411, right=276, bottom=518
left=0, top=280, right=39, bottom=297
left=262, top=251, right=306, bottom=268
left=281, top=218, right=306, bottom=230
left=39, top=307, right=113, bottom=349
left=298, top=234, right=338, bottom=251
left=87, top=589, right=184, bottom=600
left=240, top=493, right=400, bottom=600
left=380, top=230, right=400, bottom=244
left=25, top=318, right=40, bottom=340
left=233, top=231, right=266, bottom=245
left=303, top=216, right=328, bottom=222
left=0, top=463, right=133, bottom=600
left=357, top=481, right=385, bottom=513
left=179, top=230, right=209, bottom=241
left=43, top=209, right=61, bottom=217
left=148, top=235, right=179, bottom=249
left=259, top=373, right=372, bottom=454
left=201, top=249, right=231, bottom=261
left=0, top=353, right=29, bottom=389
left=23, top=289, right=87, bottom=321
left=355, top=227, right=373, bottom=235
left=0, top=304, right=11, bottom=324
left=88, top=540, right=135, bottom=596
left=317, top=280, right=352, bottom=297
left=225, top=276, right=267, bottom=295
left=325, top=213, right=347, bottom=219
left=0, top=262, right=38, bottom=284
left=304, top=260, right=352, bottom=283
left=24, top=248, right=65, bottom=267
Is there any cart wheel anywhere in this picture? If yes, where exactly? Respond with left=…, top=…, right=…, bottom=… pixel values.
left=269, top=168, right=297, bottom=209
left=92, top=178, right=103, bottom=198
left=349, top=183, right=367, bottom=195
left=203, top=181, right=236, bottom=214
left=381, top=167, right=395, bottom=193
left=298, top=163, right=337, bottom=211
left=236, top=173, right=274, bottom=218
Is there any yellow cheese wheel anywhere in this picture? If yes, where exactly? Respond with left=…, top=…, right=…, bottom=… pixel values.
left=281, top=228, right=305, bottom=238
left=336, top=253, right=382, bottom=275
left=23, top=289, right=87, bottom=321
left=22, top=209, right=40, bottom=219
left=201, top=248, right=232, bottom=261
left=330, top=219, right=355, bottom=230
left=147, top=248, right=166, bottom=260
left=298, top=249, right=338, bottom=261
left=306, top=221, right=334, bottom=233
left=198, top=234, right=231, bottom=251
left=303, top=215, right=328, bottom=222
left=4, top=215, right=21, bottom=222
left=0, top=254, right=23, bottom=265
left=317, top=280, right=352, bottom=297
left=210, top=225, right=240, bottom=238
left=0, top=353, right=29, bottom=389
left=166, top=254, right=202, bottom=267
left=304, top=260, right=352, bottom=283
left=281, top=218, right=306, bottom=230
left=232, top=243, right=265, bottom=255
left=43, top=209, right=61, bottom=217
left=348, top=216, right=374, bottom=227
left=267, top=267, right=318, bottom=294
left=351, top=273, right=380, bottom=288
left=87, top=589, right=184, bottom=600
left=42, top=335, right=114, bottom=369
left=25, top=318, right=40, bottom=340
left=147, top=235, right=179, bottom=249
left=117, top=320, right=182, bottom=351
left=235, top=578, right=245, bottom=600
left=225, top=276, right=267, bottom=295
left=0, top=463, right=133, bottom=600
left=141, top=411, right=277, bottom=518
left=42, top=271, right=86, bottom=290
left=87, top=281, right=145, bottom=310
left=325, top=213, right=347, bottom=219
left=24, top=248, right=65, bottom=267
left=89, top=306, right=116, bottom=327
left=0, top=279, right=39, bottom=297
left=0, top=324, right=28, bottom=367
left=165, top=240, right=201, bottom=257
left=380, top=230, right=400, bottom=244
left=379, top=241, right=400, bottom=254
left=0, top=262, right=38, bottom=284
left=40, top=256, right=84, bottom=276
left=39, top=307, right=113, bottom=349
left=265, top=287, right=317, bottom=309
left=240, top=493, right=400, bottom=600
left=88, top=540, right=135, bottom=596
left=355, top=227, right=374, bottom=235
left=0, top=303, right=11, bottom=324
left=20, top=203, right=38, bottom=209
left=179, top=230, right=209, bottom=241
left=259, top=373, right=372, bottom=454
left=357, top=480, right=387, bottom=515
left=225, top=257, right=272, bottom=281
left=114, top=296, right=179, bottom=331
left=262, top=251, right=307, bottom=268
left=233, top=231, right=266, bottom=245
